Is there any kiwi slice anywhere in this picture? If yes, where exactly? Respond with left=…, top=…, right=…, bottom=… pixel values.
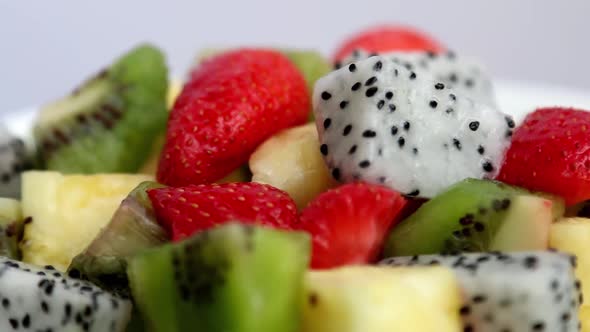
left=383, top=179, right=562, bottom=257
left=128, top=222, right=310, bottom=332
left=35, top=44, right=168, bottom=173
left=68, top=181, right=167, bottom=294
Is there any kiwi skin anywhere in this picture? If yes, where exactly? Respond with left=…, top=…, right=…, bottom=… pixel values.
left=67, top=181, right=168, bottom=295
left=35, top=44, right=169, bottom=174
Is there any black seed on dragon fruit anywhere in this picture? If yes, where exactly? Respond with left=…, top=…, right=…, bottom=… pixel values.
left=338, top=49, right=497, bottom=106
left=314, top=55, right=512, bottom=197
left=0, top=126, right=31, bottom=199
left=0, top=257, right=131, bottom=331
left=380, top=251, right=581, bottom=332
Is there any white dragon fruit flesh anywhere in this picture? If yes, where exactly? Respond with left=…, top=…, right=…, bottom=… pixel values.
left=0, top=126, right=29, bottom=198
left=380, top=251, right=582, bottom=332
left=336, top=49, right=497, bottom=106
left=313, top=55, right=513, bottom=198
left=0, top=257, right=132, bottom=331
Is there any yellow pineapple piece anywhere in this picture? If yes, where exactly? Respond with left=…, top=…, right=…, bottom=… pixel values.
left=20, top=171, right=152, bottom=271
left=303, top=266, right=462, bottom=332
left=550, top=217, right=590, bottom=305
left=250, top=123, right=336, bottom=209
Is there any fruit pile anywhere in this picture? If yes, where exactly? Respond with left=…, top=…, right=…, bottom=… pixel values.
left=1, top=25, right=590, bottom=332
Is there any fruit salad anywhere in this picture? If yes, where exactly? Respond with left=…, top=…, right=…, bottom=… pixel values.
left=1, top=24, right=589, bottom=332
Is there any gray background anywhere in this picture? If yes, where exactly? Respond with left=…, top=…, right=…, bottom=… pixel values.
left=1, top=0, right=589, bottom=113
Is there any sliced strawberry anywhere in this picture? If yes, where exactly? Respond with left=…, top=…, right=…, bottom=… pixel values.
left=148, top=182, right=298, bottom=241
left=157, top=49, right=310, bottom=186
left=497, top=107, right=590, bottom=205
left=333, top=25, right=445, bottom=63
left=297, top=182, right=407, bottom=269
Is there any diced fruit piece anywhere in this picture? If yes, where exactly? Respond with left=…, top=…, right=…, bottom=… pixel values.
left=34, top=44, right=168, bottom=174
left=0, top=125, right=30, bottom=198
left=0, top=257, right=132, bottom=332
left=20, top=171, right=152, bottom=271
left=297, top=182, right=406, bottom=269
left=148, top=182, right=298, bottom=241
left=381, top=251, right=582, bottom=332
left=250, top=123, right=336, bottom=209
left=314, top=53, right=513, bottom=198
left=384, top=179, right=554, bottom=257
left=0, top=198, right=23, bottom=259
left=303, top=266, right=461, bottom=332
left=128, top=223, right=310, bottom=332
left=332, top=25, right=445, bottom=63
left=68, top=181, right=168, bottom=294
left=550, top=218, right=590, bottom=309
left=497, top=107, right=590, bottom=205
left=157, top=49, right=309, bottom=186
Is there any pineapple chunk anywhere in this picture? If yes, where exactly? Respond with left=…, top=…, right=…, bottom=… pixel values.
left=550, top=218, right=590, bottom=306
left=250, top=123, right=336, bottom=209
left=0, top=198, right=21, bottom=222
left=303, top=266, right=462, bottom=332
left=20, top=171, right=152, bottom=271
left=582, top=306, right=590, bottom=332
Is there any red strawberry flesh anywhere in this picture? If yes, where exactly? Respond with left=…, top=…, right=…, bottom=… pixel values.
left=297, top=182, right=407, bottom=269
left=148, top=182, right=298, bottom=241
left=157, top=49, right=310, bottom=186
left=497, top=107, right=590, bottom=205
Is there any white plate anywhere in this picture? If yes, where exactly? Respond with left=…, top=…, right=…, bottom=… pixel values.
left=2, top=79, right=590, bottom=142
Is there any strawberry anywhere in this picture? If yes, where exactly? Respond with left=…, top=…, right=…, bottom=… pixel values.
left=147, top=182, right=298, bottom=241
left=297, top=182, right=407, bottom=269
left=157, top=49, right=310, bottom=186
left=333, top=25, right=445, bottom=64
left=497, top=107, right=590, bottom=205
